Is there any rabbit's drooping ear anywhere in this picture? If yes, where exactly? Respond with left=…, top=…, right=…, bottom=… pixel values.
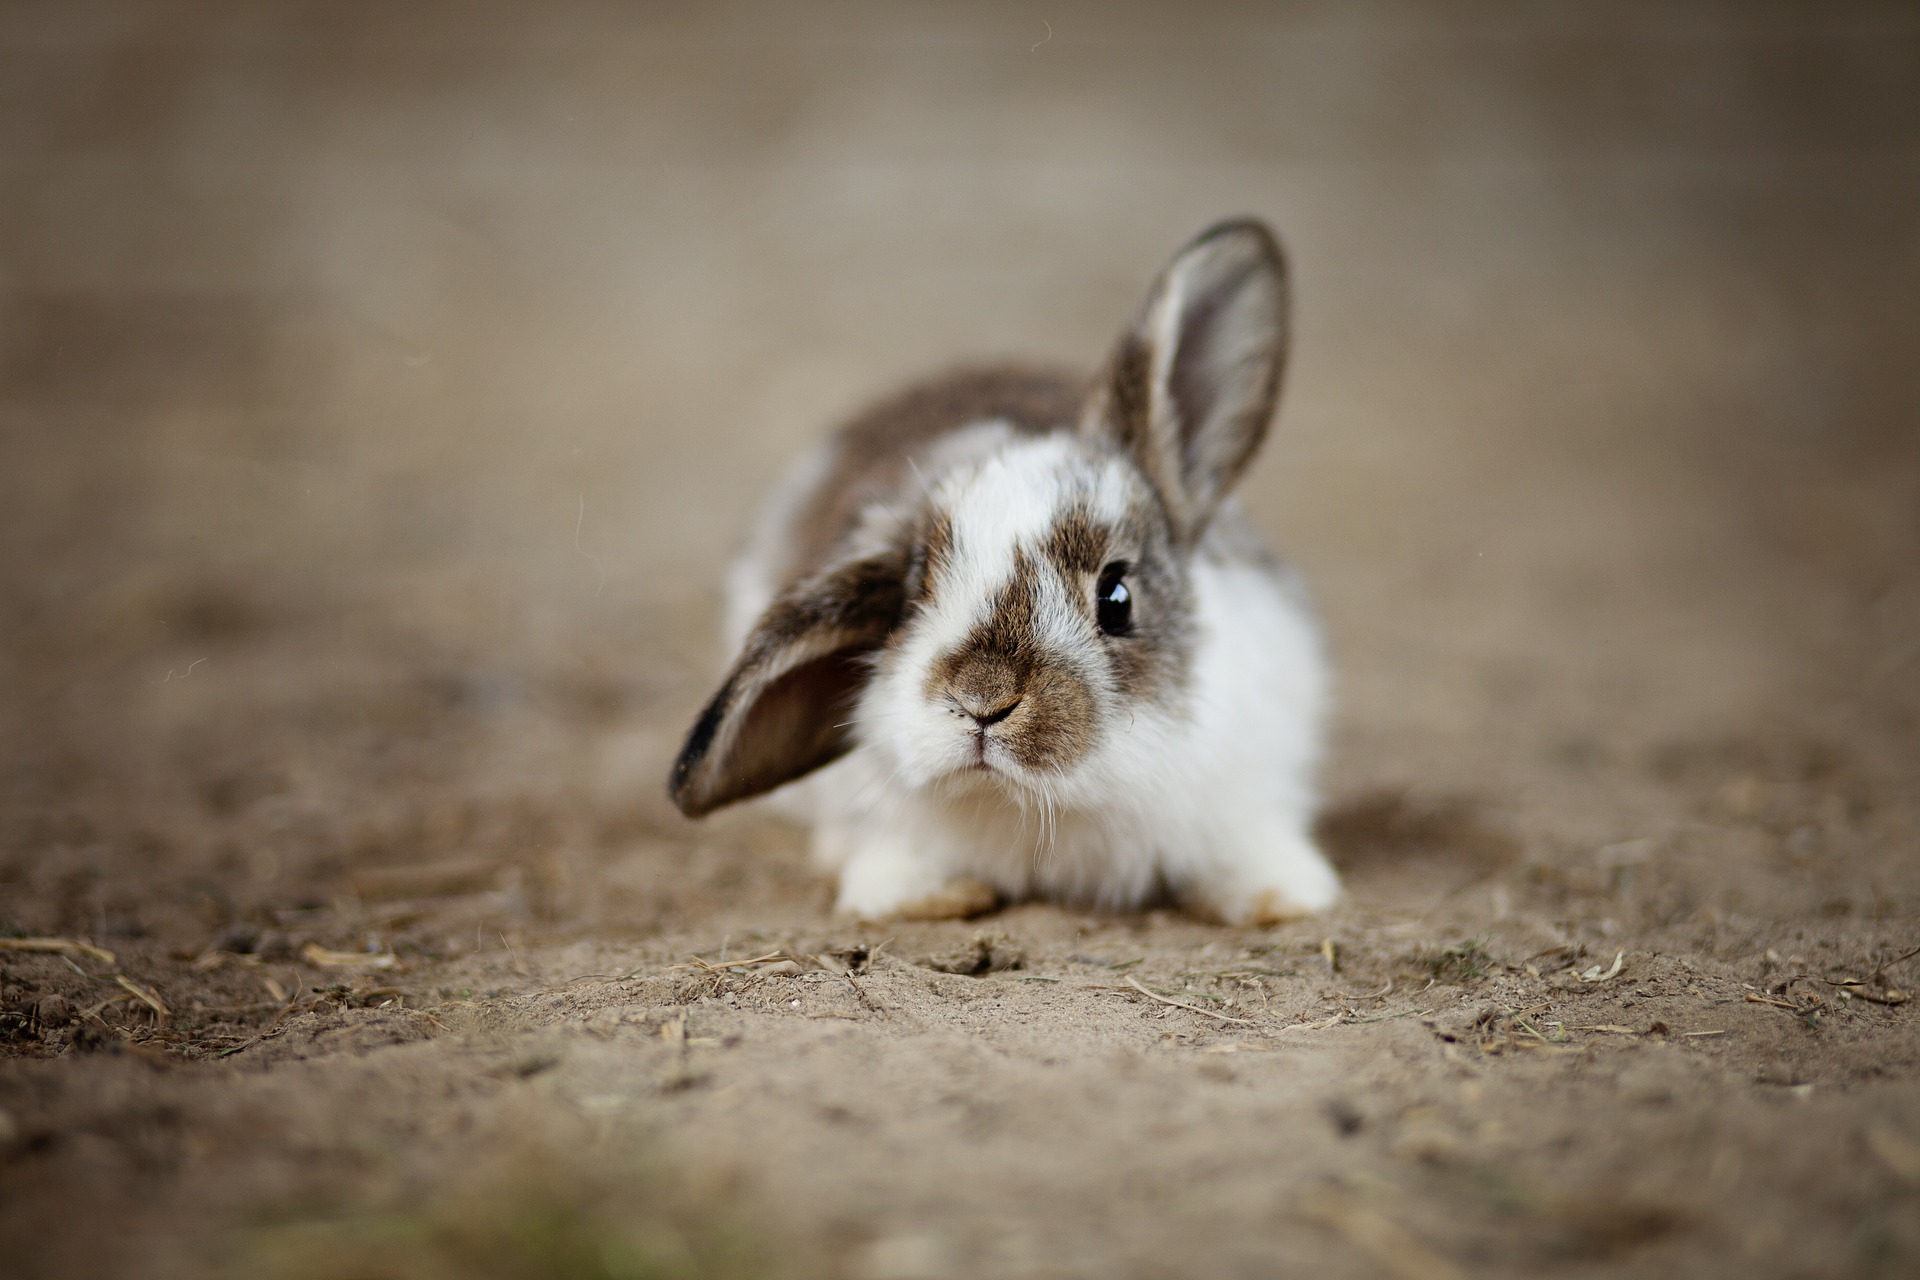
left=1088, top=219, right=1290, bottom=544
left=668, top=554, right=905, bottom=818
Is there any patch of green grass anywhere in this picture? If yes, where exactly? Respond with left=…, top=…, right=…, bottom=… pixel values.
left=241, top=1152, right=772, bottom=1280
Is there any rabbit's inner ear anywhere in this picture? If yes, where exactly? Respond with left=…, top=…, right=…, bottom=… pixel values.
left=1092, top=219, right=1289, bottom=543
left=668, top=555, right=903, bottom=818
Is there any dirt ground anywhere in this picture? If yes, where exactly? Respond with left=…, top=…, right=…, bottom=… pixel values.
left=4, top=3, right=1919, bottom=1277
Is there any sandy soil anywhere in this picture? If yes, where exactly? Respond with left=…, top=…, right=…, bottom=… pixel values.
left=3, top=4, right=1919, bottom=1277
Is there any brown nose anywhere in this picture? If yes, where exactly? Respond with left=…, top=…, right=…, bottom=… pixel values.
left=943, top=656, right=1021, bottom=726
left=962, top=696, right=1021, bottom=729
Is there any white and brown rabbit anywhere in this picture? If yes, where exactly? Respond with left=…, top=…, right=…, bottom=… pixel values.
left=668, top=219, right=1341, bottom=924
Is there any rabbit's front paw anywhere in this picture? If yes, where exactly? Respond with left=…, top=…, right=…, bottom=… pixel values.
left=1188, top=826, right=1342, bottom=925
left=835, top=841, right=998, bottom=921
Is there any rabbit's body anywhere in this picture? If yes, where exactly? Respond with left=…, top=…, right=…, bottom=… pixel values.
left=672, top=221, right=1344, bottom=923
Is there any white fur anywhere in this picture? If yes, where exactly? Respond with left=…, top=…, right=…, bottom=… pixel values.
left=723, top=427, right=1340, bottom=923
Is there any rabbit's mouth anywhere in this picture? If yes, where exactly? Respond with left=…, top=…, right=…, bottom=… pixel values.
left=969, top=724, right=1001, bottom=769
left=946, top=735, right=1057, bottom=797
left=929, top=735, right=1026, bottom=786
left=953, top=735, right=1005, bottom=781
left=957, top=703, right=1048, bottom=782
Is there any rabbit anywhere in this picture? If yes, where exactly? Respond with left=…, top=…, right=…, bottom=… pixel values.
left=668, top=218, right=1342, bottom=924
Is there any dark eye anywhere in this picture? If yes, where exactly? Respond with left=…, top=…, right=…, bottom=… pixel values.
left=1095, top=561, right=1132, bottom=636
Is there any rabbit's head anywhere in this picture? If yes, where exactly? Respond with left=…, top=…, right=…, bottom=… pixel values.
left=670, top=220, right=1290, bottom=818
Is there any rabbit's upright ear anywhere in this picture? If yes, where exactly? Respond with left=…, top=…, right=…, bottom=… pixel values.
left=1088, top=219, right=1290, bottom=544
left=668, top=553, right=905, bottom=818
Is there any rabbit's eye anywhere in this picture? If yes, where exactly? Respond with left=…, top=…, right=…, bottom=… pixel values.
left=1095, top=561, right=1132, bottom=635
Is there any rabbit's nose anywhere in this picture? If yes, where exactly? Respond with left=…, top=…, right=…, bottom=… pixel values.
left=958, top=694, right=1021, bottom=728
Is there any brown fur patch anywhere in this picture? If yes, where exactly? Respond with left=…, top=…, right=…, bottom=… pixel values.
left=1007, top=663, right=1096, bottom=771
left=1094, top=333, right=1187, bottom=538
left=912, top=509, right=954, bottom=609
left=1043, top=507, right=1108, bottom=578
left=1103, top=335, right=1154, bottom=469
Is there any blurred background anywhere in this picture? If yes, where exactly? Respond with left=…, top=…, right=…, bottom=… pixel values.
left=2, top=0, right=1917, bottom=950
left=5, top=6, right=1920, bottom=1277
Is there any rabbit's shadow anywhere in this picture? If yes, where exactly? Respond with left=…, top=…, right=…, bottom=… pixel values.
left=1316, top=789, right=1520, bottom=903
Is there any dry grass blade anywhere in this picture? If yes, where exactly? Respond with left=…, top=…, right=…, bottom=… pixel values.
left=0, top=936, right=117, bottom=966
left=1281, top=1014, right=1348, bottom=1032
left=1125, top=975, right=1254, bottom=1025
left=1876, top=943, right=1920, bottom=975
left=680, top=951, right=786, bottom=973
left=842, top=970, right=884, bottom=1012
left=115, top=974, right=169, bottom=1019
left=1575, top=1024, right=1639, bottom=1035
left=213, top=1027, right=286, bottom=1059
left=1578, top=951, right=1626, bottom=983
left=1514, top=1019, right=1565, bottom=1045
left=1303, top=1187, right=1468, bottom=1280
left=1745, top=993, right=1804, bottom=1012
left=80, top=992, right=132, bottom=1020
left=301, top=942, right=398, bottom=970
left=1348, top=1007, right=1433, bottom=1025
